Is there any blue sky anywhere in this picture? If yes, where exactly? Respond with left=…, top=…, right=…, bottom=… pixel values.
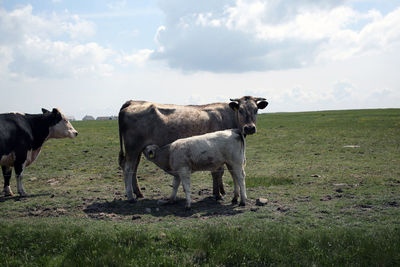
left=1, top=0, right=399, bottom=119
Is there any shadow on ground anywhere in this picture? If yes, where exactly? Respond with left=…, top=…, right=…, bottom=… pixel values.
left=83, top=196, right=247, bottom=219
left=0, top=193, right=51, bottom=203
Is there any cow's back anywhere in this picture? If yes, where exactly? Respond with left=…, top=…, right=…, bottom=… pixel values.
left=119, top=101, right=236, bottom=150
left=0, top=114, right=32, bottom=156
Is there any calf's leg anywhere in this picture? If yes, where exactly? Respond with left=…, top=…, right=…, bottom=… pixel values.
left=169, top=176, right=180, bottom=203
left=2, top=166, right=14, bottom=196
left=227, top=165, right=246, bottom=206
left=211, top=166, right=225, bottom=200
left=236, top=167, right=247, bottom=206
left=179, top=169, right=192, bottom=210
left=227, top=164, right=240, bottom=204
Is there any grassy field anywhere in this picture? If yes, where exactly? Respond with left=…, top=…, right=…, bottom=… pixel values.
left=1, top=109, right=399, bottom=266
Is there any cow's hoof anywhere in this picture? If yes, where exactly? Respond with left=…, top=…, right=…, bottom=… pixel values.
left=239, top=202, right=246, bottom=207
left=3, top=187, right=14, bottom=197
left=215, top=194, right=224, bottom=201
left=128, top=198, right=137, bottom=203
left=136, top=193, right=144, bottom=199
left=18, top=192, right=27, bottom=197
left=231, top=198, right=238, bottom=205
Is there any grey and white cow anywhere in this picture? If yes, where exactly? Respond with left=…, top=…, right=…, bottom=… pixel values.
left=143, top=129, right=246, bottom=209
left=119, top=96, right=268, bottom=202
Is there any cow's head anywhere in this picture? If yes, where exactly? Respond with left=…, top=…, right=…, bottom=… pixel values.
left=42, top=108, right=78, bottom=139
left=229, top=96, right=268, bottom=135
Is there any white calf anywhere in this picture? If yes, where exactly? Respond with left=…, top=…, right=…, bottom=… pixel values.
left=143, top=129, right=247, bottom=209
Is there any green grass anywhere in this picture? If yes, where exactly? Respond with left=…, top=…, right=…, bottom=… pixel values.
left=1, top=109, right=399, bottom=265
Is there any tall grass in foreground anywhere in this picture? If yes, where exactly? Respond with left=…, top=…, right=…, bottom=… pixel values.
left=1, top=220, right=399, bottom=266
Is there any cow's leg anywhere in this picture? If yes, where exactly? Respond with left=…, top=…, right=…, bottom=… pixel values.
left=169, top=176, right=180, bottom=204
left=179, top=169, right=192, bottom=210
left=123, top=161, right=134, bottom=202
left=211, top=166, right=225, bottom=200
left=14, top=164, right=26, bottom=197
left=131, top=153, right=143, bottom=198
left=123, top=151, right=143, bottom=202
left=2, top=166, right=14, bottom=196
left=123, top=159, right=137, bottom=202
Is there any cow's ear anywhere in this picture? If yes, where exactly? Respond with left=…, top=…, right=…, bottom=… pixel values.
left=52, top=108, right=61, bottom=115
left=257, top=100, right=268, bottom=109
left=229, top=101, right=239, bottom=111
left=42, top=108, right=50, bottom=114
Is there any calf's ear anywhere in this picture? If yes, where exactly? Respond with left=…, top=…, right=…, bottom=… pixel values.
left=42, top=108, right=50, bottom=114
left=257, top=100, right=268, bottom=109
left=149, top=149, right=156, bottom=159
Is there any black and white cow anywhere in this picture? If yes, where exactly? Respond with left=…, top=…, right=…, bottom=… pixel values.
left=0, top=108, right=78, bottom=196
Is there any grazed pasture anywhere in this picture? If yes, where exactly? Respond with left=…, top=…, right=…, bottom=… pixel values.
left=1, top=109, right=399, bottom=265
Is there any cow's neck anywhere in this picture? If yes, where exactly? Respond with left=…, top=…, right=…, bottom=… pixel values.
left=212, top=104, right=238, bottom=129
left=25, top=114, right=53, bottom=150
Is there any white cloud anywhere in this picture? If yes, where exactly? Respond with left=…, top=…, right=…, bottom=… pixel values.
left=119, top=49, right=154, bottom=66
left=107, top=0, right=127, bottom=10
left=8, top=37, right=114, bottom=78
left=152, top=0, right=400, bottom=73
left=0, top=5, right=113, bottom=79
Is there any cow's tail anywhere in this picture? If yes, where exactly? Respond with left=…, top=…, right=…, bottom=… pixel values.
left=118, top=118, right=125, bottom=168
left=118, top=100, right=134, bottom=168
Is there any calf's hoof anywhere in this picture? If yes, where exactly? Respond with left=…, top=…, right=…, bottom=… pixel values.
left=168, top=199, right=176, bottom=205
left=18, top=191, right=27, bottom=197
left=239, top=201, right=246, bottom=207
left=231, top=198, right=238, bottom=205
left=185, top=206, right=192, bottom=211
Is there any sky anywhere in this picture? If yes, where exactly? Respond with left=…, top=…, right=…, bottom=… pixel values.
left=0, top=0, right=399, bottom=120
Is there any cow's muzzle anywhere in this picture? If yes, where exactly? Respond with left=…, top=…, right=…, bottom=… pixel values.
left=244, top=125, right=256, bottom=135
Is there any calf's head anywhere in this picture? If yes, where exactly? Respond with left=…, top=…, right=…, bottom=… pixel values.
left=143, top=145, right=159, bottom=161
left=42, top=108, right=78, bottom=138
left=229, top=96, right=268, bottom=135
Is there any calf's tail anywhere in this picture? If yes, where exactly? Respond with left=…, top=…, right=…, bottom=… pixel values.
left=239, top=132, right=246, bottom=167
